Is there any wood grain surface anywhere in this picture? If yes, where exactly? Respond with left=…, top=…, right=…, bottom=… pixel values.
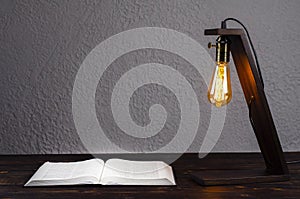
left=0, top=153, right=299, bottom=198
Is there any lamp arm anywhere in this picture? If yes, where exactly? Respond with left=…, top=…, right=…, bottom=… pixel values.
left=222, top=18, right=265, bottom=88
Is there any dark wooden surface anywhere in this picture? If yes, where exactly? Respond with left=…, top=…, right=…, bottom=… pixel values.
left=1, top=153, right=300, bottom=198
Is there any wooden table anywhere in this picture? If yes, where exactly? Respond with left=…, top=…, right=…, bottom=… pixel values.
left=1, top=153, right=300, bottom=198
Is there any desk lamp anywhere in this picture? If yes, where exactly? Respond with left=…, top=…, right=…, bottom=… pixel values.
left=191, top=18, right=290, bottom=185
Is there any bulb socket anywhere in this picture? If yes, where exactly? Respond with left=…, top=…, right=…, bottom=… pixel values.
left=216, top=36, right=230, bottom=63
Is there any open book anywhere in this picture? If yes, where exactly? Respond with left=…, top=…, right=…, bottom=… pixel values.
left=24, top=158, right=175, bottom=186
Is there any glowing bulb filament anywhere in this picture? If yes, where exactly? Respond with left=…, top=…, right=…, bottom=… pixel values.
left=208, top=62, right=232, bottom=107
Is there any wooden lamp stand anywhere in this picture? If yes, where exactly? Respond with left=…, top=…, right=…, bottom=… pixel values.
left=191, top=28, right=289, bottom=185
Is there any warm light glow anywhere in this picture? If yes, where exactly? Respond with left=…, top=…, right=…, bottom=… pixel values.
left=207, top=62, right=232, bottom=107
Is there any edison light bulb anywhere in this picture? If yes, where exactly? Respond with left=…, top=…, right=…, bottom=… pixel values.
left=207, top=36, right=232, bottom=108
left=207, top=61, right=232, bottom=107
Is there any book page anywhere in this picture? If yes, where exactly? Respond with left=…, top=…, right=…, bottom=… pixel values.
left=25, top=159, right=104, bottom=186
left=100, top=159, right=175, bottom=185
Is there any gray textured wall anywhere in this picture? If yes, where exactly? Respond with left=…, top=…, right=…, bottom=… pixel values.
left=0, top=0, right=299, bottom=154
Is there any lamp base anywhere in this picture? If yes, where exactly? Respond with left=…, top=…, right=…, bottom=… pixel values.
left=191, top=170, right=290, bottom=186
